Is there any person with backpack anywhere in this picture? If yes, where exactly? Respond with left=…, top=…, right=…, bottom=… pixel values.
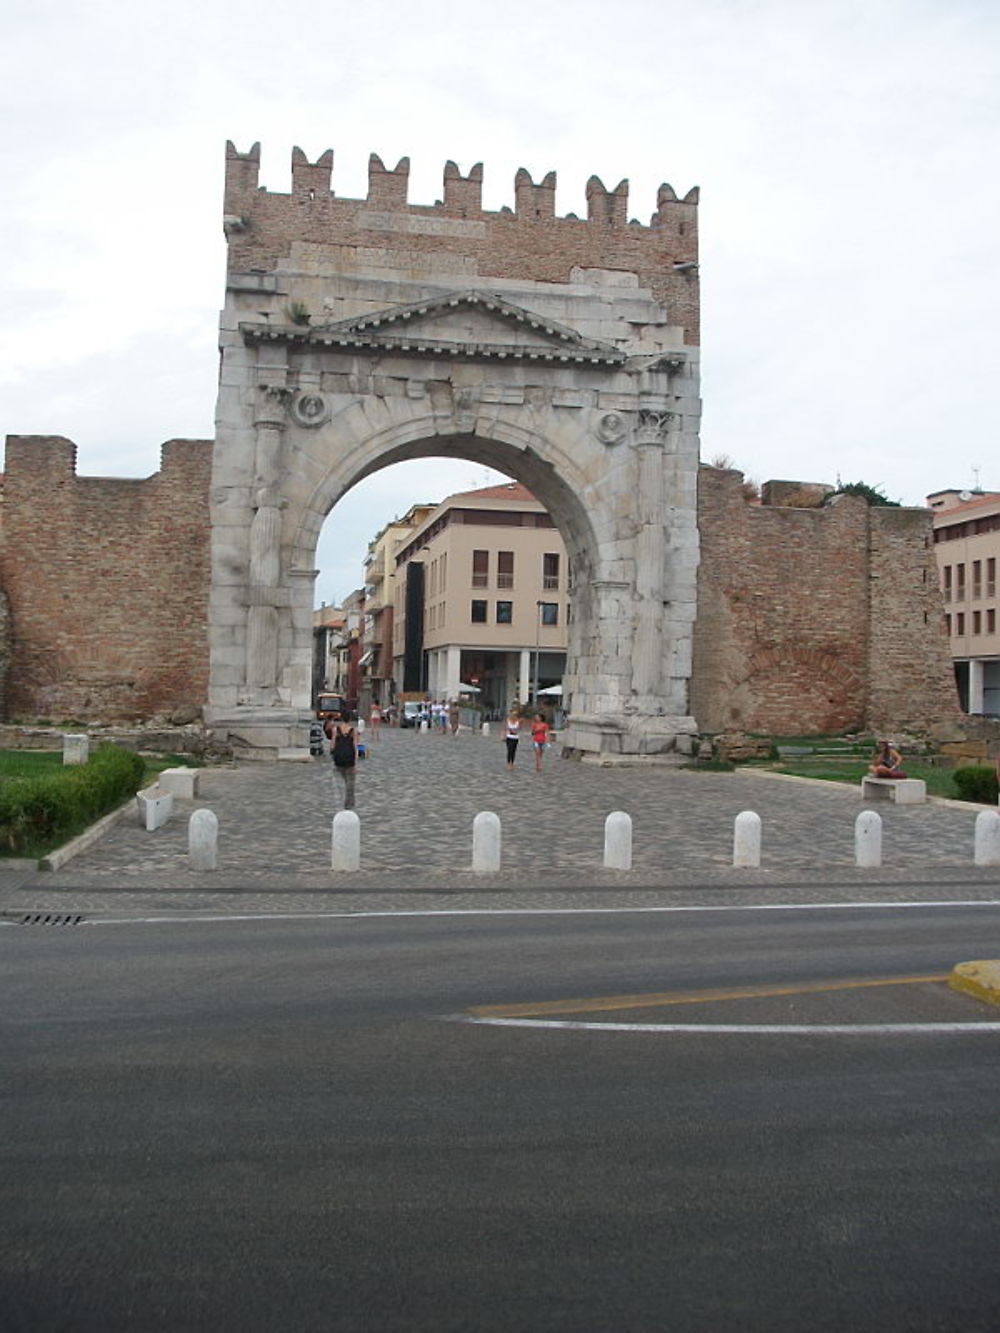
left=327, top=712, right=358, bottom=809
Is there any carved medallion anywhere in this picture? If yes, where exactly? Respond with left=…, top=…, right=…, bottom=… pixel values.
left=596, top=411, right=629, bottom=445
left=291, top=392, right=330, bottom=428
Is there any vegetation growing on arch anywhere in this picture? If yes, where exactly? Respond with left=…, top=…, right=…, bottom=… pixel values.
left=833, top=481, right=901, bottom=507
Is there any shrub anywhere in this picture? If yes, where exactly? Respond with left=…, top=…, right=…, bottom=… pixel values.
left=0, top=745, right=146, bottom=857
left=952, top=765, right=1000, bottom=805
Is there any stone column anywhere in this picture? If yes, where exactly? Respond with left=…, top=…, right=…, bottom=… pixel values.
left=446, top=645, right=462, bottom=700
left=245, top=390, right=287, bottom=699
left=519, top=648, right=531, bottom=705
left=631, top=413, right=671, bottom=706
left=968, top=658, right=985, bottom=714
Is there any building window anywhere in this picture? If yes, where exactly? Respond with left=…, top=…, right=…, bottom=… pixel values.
left=471, top=600, right=487, bottom=624
left=472, top=549, right=489, bottom=588
left=543, top=552, right=560, bottom=590
left=973, top=611, right=982, bottom=635
left=956, top=612, right=965, bottom=636
left=497, top=550, right=514, bottom=589
left=956, top=563, right=966, bottom=600
left=973, top=560, right=982, bottom=600
left=988, top=558, right=996, bottom=599
left=943, top=565, right=952, bottom=602
left=945, top=614, right=951, bottom=636
left=496, top=600, right=513, bottom=624
left=988, top=609, right=996, bottom=634
left=540, top=602, right=559, bottom=626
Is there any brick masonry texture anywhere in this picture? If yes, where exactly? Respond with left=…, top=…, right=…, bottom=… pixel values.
left=0, top=444, right=960, bottom=736
left=693, top=467, right=961, bottom=734
left=0, top=436, right=212, bottom=721
left=223, top=144, right=701, bottom=343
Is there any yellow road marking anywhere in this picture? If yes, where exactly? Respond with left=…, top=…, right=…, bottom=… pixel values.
left=469, top=973, right=951, bottom=1019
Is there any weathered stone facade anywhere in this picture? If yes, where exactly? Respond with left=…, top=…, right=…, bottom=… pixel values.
left=212, top=143, right=703, bottom=756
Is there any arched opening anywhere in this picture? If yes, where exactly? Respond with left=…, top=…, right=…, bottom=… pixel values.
left=300, top=431, right=603, bottom=726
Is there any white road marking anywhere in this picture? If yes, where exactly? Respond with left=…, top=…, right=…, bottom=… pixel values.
left=459, top=1016, right=1000, bottom=1035
left=41, top=898, right=1000, bottom=927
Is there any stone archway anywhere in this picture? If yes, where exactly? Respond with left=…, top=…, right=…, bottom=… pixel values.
left=209, top=143, right=703, bottom=758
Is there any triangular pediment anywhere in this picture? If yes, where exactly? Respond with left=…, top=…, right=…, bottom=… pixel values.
left=241, top=290, right=625, bottom=365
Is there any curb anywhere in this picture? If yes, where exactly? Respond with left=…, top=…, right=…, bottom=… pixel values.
left=948, top=960, right=1000, bottom=1008
left=738, top=766, right=1000, bottom=812
left=38, top=799, right=136, bottom=872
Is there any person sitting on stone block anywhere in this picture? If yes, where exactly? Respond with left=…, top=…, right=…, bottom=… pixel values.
left=869, top=739, right=906, bottom=779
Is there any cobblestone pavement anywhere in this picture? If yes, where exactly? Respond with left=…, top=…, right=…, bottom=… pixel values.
left=1, top=726, right=998, bottom=917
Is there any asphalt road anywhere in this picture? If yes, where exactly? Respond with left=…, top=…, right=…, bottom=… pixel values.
left=2, top=903, right=1000, bottom=1331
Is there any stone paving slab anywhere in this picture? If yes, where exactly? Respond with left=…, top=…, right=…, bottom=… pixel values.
left=0, top=728, right=997, bottom=917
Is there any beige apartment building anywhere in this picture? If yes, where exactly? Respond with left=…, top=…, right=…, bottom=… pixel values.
left=929, top=488, right=1000, bottom=715
left=360, top=503, right=435, bottom=710
left=392, top=482, right=568, bottom=715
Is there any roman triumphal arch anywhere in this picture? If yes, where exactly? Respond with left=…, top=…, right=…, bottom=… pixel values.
left=208, top=142, right=703, bottom=757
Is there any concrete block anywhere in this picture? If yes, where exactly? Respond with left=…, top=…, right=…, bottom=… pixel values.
left=137, top=785, right=174, bottom=831
left=158, top=767, right=201, bottom=799
left=63, top=734, right=89, bottom=766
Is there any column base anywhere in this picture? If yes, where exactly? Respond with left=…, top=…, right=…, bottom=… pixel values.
left=562, top=713, right=698, bottom=763
left=205, top=706, right=314, bottom=759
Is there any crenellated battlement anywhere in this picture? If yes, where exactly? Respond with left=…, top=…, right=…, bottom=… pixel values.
left=223, top=140, right=701, bottom=343
left=224, top=140, right=698, bottom=226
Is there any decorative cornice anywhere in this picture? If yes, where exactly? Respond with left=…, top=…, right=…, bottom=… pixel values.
left=239, top=289, right=626, bottom=366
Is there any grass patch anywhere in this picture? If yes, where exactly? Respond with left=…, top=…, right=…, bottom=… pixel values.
left=0, top=751, right=66, bottom=779
left=0, top=750, right=200, bottom=785
left=768, top=758, right=960, bottom=799
left=0, top=746, right=166, bottom=859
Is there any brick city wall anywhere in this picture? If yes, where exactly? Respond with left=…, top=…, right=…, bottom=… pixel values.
left=0, top=436, right=213, bottom=722
left=223, top=144, right=701, bottom=343
left=0, top=448, right=959, bottom=736
left=692, top=467, right=961, bottom=735
left=866, top=504, right=962, bottom=734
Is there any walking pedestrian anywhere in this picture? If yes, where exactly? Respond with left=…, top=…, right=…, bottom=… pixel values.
left=329, top=711, right=358, bottom=809
left=531, top=712, right=550, bottom=772
left=369, top=703, right=381, bottom=739
left=504, top=710, right=521, bottom=769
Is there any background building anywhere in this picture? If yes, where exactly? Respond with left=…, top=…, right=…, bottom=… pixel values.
left=391, top=482, right=568, bottom=715
left=312, top=593, right=363, bottom=708
left=929, top=488, right=1000, bottom=715
left=359, top=504, right=435, bottom=714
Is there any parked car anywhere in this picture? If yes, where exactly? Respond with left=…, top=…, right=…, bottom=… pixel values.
left=399, top=701, right=423, bottom=728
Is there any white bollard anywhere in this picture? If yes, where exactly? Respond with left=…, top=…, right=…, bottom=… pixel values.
left=604, top=811, right=632, bottom=870
left=63, top=734, right=89, bottom=766
left=855, top=810, right=882, bottom=868
left=482, top=722, right=490, bottom=737
left=733, top=810, right=762, bottom=868
left=419, top=719, right=429, bottom=733
left=332, top=810, right=361, bottom=872
left=188, top=809, right=218, bottom=871
left=473, top=811, right=501, bottom=874
left=974, top=810, right=1000, bottom=867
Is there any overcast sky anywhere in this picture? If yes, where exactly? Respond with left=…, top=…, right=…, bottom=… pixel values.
left=3, top=0, right=998, bottom=605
